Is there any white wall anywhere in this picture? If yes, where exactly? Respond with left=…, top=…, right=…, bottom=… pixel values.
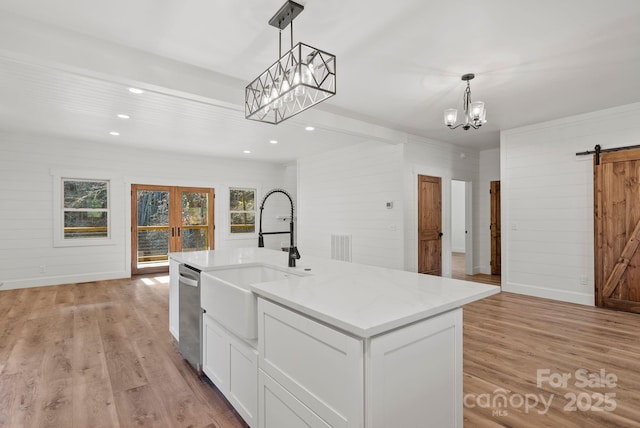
left=478, top=148, right=500, bottom=274
left=0, top=131, right=288, bottom=290
left=451, top=180, right=466, bottom=253
left=298, top=141, right=405, bottom=269
left=501, top=102, right=640, bottom=305
left=402, top=137, right=480, bottom=276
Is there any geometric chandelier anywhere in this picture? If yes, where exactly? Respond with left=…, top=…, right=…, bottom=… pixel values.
left=444, top=73, right=486, bottom=130
left=245, top=0, right=336, bottom=125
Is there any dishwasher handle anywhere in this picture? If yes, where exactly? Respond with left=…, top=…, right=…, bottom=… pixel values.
left=179, top=275, right=199, bottom=287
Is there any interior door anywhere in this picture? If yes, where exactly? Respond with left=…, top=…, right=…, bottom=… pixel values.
left=418, top=175, right=442, bottom=276
left=595, top=149, right=640, bottom=312
left=490, top=180, right=501, bottom=275
left=132, top=185, right=214, bottom=274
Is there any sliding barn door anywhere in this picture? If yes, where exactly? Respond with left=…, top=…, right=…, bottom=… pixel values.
left=594, top=148, right=640, bottom=312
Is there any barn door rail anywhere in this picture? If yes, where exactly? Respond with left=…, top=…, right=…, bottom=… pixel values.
left=576, top=144, right=640, bottom=165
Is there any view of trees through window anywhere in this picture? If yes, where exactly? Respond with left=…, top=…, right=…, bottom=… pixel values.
left=181, top=192, right=209, bottom=250
left=135, top=187, right=212, bottom=269
left=63, top=179, right=109, bottom=239
left=137, top=190, right=169, bottom=262
left=230, top=188, right=255, bottom=233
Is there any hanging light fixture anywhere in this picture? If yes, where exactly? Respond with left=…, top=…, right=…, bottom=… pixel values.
left=444, top=73, right=486, bottom=130
left=245, top=0, right=336, bottom=125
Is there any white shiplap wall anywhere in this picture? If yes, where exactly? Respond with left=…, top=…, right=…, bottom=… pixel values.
left=0, top=132, right=288, bottom=289
left=298, top=141, right=405, bottom=269
left=501, top=102, right=640, bottom=305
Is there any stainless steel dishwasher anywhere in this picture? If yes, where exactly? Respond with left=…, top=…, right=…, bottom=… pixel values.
left=178, top=263, right=202, bottom=373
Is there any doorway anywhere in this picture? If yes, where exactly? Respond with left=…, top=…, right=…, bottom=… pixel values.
left=594, top=148, right=640, bottom=313
left=451, top=180, right=473, bottom=277
left=418, top=175, right=442, bottom=276
left=132, top=185, right=215, bottom=274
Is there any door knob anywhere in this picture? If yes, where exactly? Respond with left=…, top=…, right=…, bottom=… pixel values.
left=439, top=232, right=443, bottom=238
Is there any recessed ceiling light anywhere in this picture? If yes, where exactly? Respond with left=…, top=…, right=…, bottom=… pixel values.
left=243, top=150, right=251, bottom=154
left=117, top=114, right=130, bottom=119
left=128, top=87, right=144, bottom=94
left=109, top=131, right=120, bottom=136
left=269, top=140, right=278, bottom=144
left=305, top=126, right=315, bottom=131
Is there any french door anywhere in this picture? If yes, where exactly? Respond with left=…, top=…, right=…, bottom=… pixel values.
left=132, top=185, right=215, bottom=274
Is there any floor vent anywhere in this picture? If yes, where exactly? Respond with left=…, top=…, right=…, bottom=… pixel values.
left=331, top=234, right=352, bottom=262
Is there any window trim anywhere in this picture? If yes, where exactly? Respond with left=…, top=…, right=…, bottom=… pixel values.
left=53, top=170, right=119, bottom=247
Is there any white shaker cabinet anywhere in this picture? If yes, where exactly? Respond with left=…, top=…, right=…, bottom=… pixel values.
left=258, top=369, right=332, bottom=428
left=202, top=313, right=258, bottom=427
left=258, top=298, right=364, bottom=428
left=367, top=308, right=463, bottom=428
left=169, top=258, right=180, bottom=341
left=258, top=298, right=463, bottom=428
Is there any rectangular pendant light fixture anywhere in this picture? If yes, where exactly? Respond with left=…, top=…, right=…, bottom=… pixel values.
left=245, top=1, right=336, bottom=125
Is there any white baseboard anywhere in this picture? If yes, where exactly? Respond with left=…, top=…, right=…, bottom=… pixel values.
left=503, top=281, right=594, bottom=306
left=0, top=270, right=129, bottom=291
left=474, top=265, right=491, bottom=275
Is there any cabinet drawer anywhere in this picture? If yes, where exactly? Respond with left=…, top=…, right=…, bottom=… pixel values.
left=258, top=298, right=363, bottom=428
left=259, top=369, right=331, bottom=428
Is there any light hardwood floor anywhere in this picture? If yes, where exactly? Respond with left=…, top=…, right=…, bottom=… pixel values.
left=452, top=252, right=501, bottom=286
left=0, top=276, right=247, bottom=428
left=1, top=276, right=639, bottom=427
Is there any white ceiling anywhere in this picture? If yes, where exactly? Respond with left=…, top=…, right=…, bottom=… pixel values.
left=1, top=0, right=639, bottom=162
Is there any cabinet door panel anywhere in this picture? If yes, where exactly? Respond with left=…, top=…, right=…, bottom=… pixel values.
left=368, top=308, right=463, bottom=428
left=228, top=334, right=258, bottom=427
left=202, top=314, right=229, bottom=394
left=169, top=259, right=180, bottom=340
left=259, top=370, right=331, bottom=428
left=258, top=298, right=363, bottom=428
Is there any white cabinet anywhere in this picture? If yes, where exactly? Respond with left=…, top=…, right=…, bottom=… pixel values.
left=258, top=369, right=331, bottom=428
left=257, top=298, right=364, bottom=428
left=169, top=258, right=180, bottom=341
left=258, top=297, right=463, bottom=428
left=367, top=308, right=463, bottom=428
left=203, top=313, right=229, bottom=392
left=202, top=313, right=258, bottom=428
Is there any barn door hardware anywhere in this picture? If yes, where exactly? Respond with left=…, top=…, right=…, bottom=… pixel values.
left=576, top=143, right=640, bottom=165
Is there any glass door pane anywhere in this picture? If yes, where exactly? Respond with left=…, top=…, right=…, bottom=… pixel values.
left=180, top=190, right=211, bottom=251
left=136, top=189, right=170, bottom=269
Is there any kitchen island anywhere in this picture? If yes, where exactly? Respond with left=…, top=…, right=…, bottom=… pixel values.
left=170, top=248, right=499, bottom=428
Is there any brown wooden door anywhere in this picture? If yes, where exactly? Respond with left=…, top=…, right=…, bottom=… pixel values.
left=595, top=148, right=640, bottom=312
left=490, top=180, right=501, bottom=275
left=132, top=185, right=214, bottom=274
left=418, top=175, right=442, bottom=276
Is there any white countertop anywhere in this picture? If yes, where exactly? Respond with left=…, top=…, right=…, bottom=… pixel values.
left=170, top=248, right=499, bottom=338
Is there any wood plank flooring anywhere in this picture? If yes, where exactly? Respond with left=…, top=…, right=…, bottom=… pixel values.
left=1, top=276, right=639, bottom=427
left=464, top=292, right=640, bottom=427
left=0, top=277, right=247, bottom=428
left=452, top=252, right=501, bottom=286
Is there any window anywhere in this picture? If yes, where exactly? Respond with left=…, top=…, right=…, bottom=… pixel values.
left=62, top=179, right=109, bottom=239
left=230, top=188, right=255, bottom=233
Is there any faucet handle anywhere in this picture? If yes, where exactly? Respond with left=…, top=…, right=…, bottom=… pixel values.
left=290, top=246, right=300, bottom=259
